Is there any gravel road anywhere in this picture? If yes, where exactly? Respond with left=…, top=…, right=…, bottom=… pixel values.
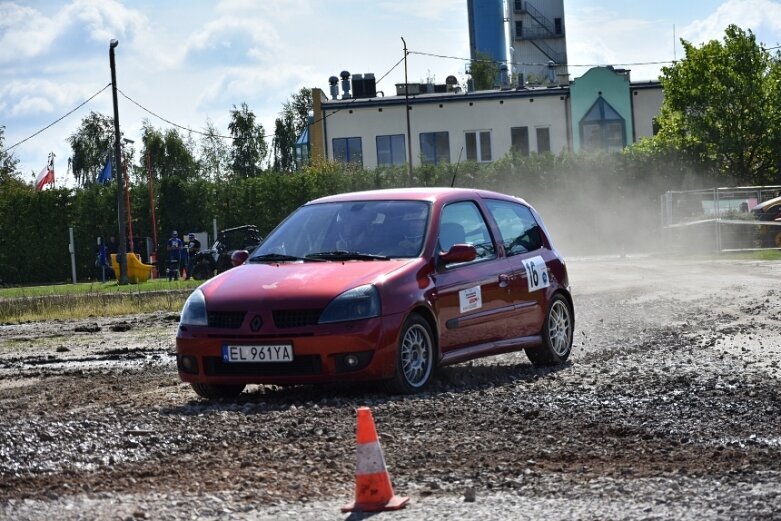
left=1, top=255, right=780, bottom=520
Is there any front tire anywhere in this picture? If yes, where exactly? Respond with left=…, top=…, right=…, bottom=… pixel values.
left=385, top=314, right=435, bottom=394
left=526, top=294, right=573, bottom=366
left=191, top=383, right=245, bottom=400
left=192, top=261, right=213, bottom=281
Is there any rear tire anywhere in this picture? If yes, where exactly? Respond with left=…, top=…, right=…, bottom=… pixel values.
left=385, top=314, right=435, bottom=394
left=191, top=383, right=245, bottom=399
left=525, top=294, right=573, bottom=366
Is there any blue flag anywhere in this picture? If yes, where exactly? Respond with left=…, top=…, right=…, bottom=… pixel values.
left=98, top=155, right=112, bottom=184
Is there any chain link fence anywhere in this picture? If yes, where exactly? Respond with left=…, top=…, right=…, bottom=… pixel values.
left=661, top=186, right=781, bottom=252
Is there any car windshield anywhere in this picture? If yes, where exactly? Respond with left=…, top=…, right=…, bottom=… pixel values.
left=252, top=200, right=430, bottom=260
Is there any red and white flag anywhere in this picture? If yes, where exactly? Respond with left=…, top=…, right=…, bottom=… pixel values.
left=35, top=153, right=55, bottom=191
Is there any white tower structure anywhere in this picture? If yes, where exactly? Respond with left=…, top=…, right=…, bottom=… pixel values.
left=509, top=0, right=569, bottom=85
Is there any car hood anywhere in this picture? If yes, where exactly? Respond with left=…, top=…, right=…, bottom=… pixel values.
left=200, top=259, right=415, bottom=309
left=752, top=195, right=781, bottom=213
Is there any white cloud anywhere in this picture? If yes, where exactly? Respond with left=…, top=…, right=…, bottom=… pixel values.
left=1, top=79, right=101, bottom=118
left=61, top=0, right=149, bottom=43
left=197, top=64, right=312, bottom=111
left=565, top=6, right=676, bottom=80
left=184, top=18, right=279, bottom=59
left=0, top=3, right=59, bottom=63
left=680, top=0, right=781, bottom=45
left=377, top=0, right=458, bottom=21
left=215, top=0, right=314, bottom=19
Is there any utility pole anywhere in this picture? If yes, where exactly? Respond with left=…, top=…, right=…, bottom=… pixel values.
left=401, top=37, right=413, bottom=186
left=110, top=39, right=128, bottom=285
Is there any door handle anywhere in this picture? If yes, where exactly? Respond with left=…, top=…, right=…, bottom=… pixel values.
left=498, top=273, right=510, bottom=288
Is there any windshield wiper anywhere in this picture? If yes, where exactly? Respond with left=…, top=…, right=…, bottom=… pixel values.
left=250, top=253, right=323, bottom=263
left=306, top=250, right=390, bottom=261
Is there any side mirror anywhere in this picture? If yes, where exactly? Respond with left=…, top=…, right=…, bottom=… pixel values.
left=439, top=244, right=477, bottom=264
left=231, top=250, right=249, bottom=267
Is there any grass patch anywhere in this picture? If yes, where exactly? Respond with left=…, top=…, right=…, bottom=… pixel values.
left=719, top=250, right=781, bottom=261
left=0, top=278, right=200, bottom=299
left=0, top=280, right=198, bottom=324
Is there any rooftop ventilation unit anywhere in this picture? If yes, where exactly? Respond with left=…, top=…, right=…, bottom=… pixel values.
left=363, top=73, right=376, bottom=97
left=340, top=70, right=351, bottom=99
left=352, top=73, right=365, bottom=98
left=328, top=76, right=339, bottom=100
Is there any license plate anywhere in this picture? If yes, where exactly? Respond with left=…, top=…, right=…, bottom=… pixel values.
left=222, top=344, right=294, bottom=363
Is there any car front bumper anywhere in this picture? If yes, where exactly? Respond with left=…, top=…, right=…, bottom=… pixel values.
left=175, top=313, right=406, bottom=386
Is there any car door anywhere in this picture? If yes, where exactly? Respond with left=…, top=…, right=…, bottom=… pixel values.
left=434, top=200, right=516, bottom=352
left=483, top=199, right=548, bottom=337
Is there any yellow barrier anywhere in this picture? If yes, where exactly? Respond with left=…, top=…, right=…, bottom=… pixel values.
left=110, top=253, right=154, bottom=284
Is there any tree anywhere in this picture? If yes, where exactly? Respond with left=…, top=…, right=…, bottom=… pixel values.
left=68, top=112, right=115, bottom=186
left=0, top=126, right=21, bottom=184
left=469, top=51, right=499, bottom=91
left=228, top=103, right=267, bottom=178
left=654, top=25, right=781, bottom=185
left=141, top=122, right=198, bottom=181
left=199, top=119, right=229, bottom=180
left=272, top=87, right=312, bottom=172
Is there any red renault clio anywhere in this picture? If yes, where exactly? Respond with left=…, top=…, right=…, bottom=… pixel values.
left=176, top=188, right=573, bottom=399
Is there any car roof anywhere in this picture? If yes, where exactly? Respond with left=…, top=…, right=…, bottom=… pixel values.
left=308, top=187, right=529, bottom=206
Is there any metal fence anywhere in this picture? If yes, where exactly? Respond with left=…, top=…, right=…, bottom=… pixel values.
left=661, top=186, right=781, bottom=252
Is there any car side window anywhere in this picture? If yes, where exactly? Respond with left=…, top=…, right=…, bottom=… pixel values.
left=485, top=200, right=543, bottom=256
left=439, top=201, right=497, bottom=262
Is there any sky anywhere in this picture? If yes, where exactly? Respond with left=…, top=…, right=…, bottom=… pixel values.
left=2, top=0, right=781, bottom=188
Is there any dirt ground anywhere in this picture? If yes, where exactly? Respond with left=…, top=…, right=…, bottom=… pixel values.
left=1, top=255, right=780, bottom=520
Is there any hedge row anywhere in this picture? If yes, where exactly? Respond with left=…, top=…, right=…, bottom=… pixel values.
left=0, top=152, right=697, bottom=285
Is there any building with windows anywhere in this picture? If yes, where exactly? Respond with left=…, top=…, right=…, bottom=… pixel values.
left=307, top=66, right=663, bottom=170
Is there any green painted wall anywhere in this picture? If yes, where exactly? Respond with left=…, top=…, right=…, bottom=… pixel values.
left=570, top=67, right=633, bottom=151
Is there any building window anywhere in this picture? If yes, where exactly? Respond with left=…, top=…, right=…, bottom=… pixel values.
left=579, top=96, right=626, bottom=152
left=333, top=137, right=363, bottom=165
left=511, top=126, right=530, bottom=155
left=554, top=17, right=563, bottom=35
left=536, top=127, right=551, bottom=153
left=514, top=20, right=523, bottom=39
left=465, top=131, right=492, bottom=162
left=420, top=132, right=450, bottom=164
left=376, top=134, right=406, bottom=166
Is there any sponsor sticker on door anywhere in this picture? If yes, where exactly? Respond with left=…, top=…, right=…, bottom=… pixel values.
left=522, top=255, right=550, bottom=292
left=459, top=285, right=483, bottom=313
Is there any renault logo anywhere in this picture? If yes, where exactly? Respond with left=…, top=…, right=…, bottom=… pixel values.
left=250, top=316, right=263, bottom=332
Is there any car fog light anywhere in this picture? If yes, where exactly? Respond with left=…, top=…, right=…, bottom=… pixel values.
left=179, top=355, right=198, bottom=374
left=345, top=354, right=360, bottom=368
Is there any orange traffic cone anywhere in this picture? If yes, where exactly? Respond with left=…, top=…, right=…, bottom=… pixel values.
left=342, top=407, right=409, bottom=513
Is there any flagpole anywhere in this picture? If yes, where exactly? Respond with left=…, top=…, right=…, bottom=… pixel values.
left=110, top=39, right=129, bottom=285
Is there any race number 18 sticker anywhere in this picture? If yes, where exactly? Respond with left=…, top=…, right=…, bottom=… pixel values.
left=522, top=255, right=550, bottom=292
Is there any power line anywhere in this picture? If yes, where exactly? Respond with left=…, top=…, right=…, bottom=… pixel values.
left=7, top=83, right=112, bottom=151
left=408, top=50, right=674, bottom=69
left=118, top=55, right=407, bottom=143
left=4, top=53, right=406, bottom=158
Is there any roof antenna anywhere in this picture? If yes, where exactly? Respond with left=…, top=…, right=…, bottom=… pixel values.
left=450, top=146, right=464, bottom=188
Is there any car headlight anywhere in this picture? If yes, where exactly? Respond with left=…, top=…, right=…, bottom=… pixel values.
left=180, top=289, right=208, bottom=326
left=318, top=284, right=380, bottom=324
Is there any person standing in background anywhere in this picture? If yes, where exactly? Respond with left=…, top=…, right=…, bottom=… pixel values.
left=166, top=230, right=183, bottom=281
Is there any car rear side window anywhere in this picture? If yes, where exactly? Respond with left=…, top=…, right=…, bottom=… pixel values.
left=439, top=201, right=496, bottom=261
left=485, top=200, right=543, bottom=256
